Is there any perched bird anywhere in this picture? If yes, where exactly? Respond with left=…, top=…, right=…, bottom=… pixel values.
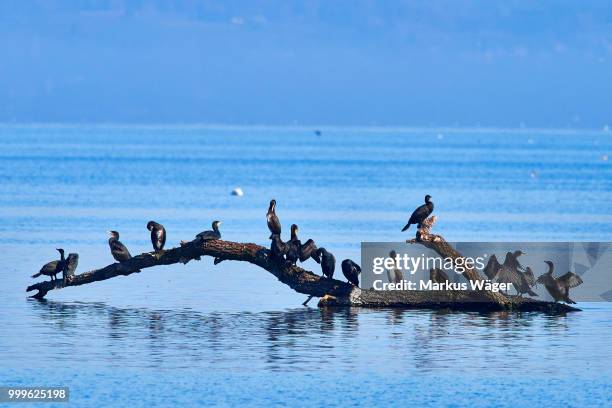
left=386, top=250, right=404, bottom=283
left=285, top=224, right=301, bottom=265
left=284, top=224, right=320, bottom=265
left=146, top=221, right=166, bottom=252
left=495, top=250, right=524, bottom=293
left=270, top=234, right=288, bottom=261
left=483, top=254, right=501, bottom=280
left=268, top=223, right=318, bottom=266
left=516, top=266, right=538, bottom=297
left=537, top=261, right=583, bottom=304
left=316, top=247, right=336, bottom=279
left=402, top=195, right=434, bottom=231
left=196, top=221, right=222, bottom=241
left=342, top=259, right=361, bottom=286
left=430, top=267, right=450, bottom=284
left=64, top=253, right=79, bottom=280
left=495, top=250, right=537, bottom=297
left=108, top=231, right=132, bottom=262
left=32, top=248, right=66, bottom=282
left=267, top=199, right=281, bottom=239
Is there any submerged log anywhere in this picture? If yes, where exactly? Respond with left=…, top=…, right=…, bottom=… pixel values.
left=26, top=227, right=579, bottom=313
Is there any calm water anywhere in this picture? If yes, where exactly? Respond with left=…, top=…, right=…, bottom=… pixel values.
left=0, top=125, right=611, bottom=407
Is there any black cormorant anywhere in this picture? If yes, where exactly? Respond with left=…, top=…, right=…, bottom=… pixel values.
left=269, top=224, right=319, bottom=265
left=147, top=221, right=166, bottom=252
left=63, top=253, right=79, bottom=280
left=285, top=224, right=301, bottom=265
left=496, top=250, right=537, bottom=296
left=516, top=267, right=538, bottom=297
left=495, top=250, right=524, bottom=293
left=342, top=259, right=361, bottom=286
left=430, top=267, right=450, bottom=284
left=483, top=254, right=501, bottom=280
left=386, top=250, right=404, bottom=283
left=316, top=247, right=335, bottom=279
left=267, top=199, right=281, bottom=239
left=536, top=261, right=583, bottom=304
left=32, top=248, right=66, bottom=282
left=108, top=231, right=132, bottom=262
left=270, top=234, right=288, bottom=261
left=196, top=221, right=222, bottom=241
left=402, top=195, right=434, bottom=231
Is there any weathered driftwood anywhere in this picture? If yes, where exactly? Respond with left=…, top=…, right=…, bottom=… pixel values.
left=26, top=226, right=579, bottom=313
left=407, top=216, right=510, bottom=306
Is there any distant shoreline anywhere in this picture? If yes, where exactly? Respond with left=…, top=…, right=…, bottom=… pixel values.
left=0, top=123, right=609, bottom=135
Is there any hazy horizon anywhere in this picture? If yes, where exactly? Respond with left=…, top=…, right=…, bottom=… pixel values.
left=2, top=1, right=612, bottom=127
left=1, top=123, right=611, bottom=132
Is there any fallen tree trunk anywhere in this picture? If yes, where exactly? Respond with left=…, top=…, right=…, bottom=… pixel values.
left=26, top=232, right=578, bottom=313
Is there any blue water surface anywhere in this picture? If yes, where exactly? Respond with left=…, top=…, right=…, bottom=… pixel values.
left=0, top=126, right=611, bottom=407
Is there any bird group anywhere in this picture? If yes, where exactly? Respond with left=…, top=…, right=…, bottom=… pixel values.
left=32, top=193, right=583, bottom=305
left=32, top=193, right=431, bottom=286
left=108, top=220, right=221, bottom=265
left=33, top=219, right=223, bottom=284
left=399, top=195, right=583, bottom=304
left=267, top=199, right=361, bottom=286
left=484, top=251, right=583, bottom=303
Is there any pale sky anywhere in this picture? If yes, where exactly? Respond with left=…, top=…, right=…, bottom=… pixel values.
left=1, top=0, right=611, bottom=127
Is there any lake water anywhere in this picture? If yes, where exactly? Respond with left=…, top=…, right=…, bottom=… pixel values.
left=0, top=125, right=611, bottom=407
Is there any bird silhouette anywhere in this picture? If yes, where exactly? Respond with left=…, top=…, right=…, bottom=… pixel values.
left=196, top=220, right=222, bottom=241
left=537, top=261, right=583, bottom=304
left=316, top=247, right=336, bottom=279
left=494, top=250, right=537, bottom=297
left=32, top=248, right=66, bottom=282
left=147, top=221, right=167, bottom=252
left=516, top=266, right=538, bottom=297
left=401, top=195, right=434, bottom=231
left=267, top=199, right=281, bottom=239
left=342, top=259, right=361, bottom=286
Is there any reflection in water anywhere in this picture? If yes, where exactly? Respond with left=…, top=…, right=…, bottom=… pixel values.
left=20, top=299, right=602, bottom=375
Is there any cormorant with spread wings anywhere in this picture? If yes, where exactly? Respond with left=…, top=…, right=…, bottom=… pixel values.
left=537, top=261, right=583, bottom=304
left=285, top=224, right=319, bottom=265
left=494, top=250, right=537, bottom=297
